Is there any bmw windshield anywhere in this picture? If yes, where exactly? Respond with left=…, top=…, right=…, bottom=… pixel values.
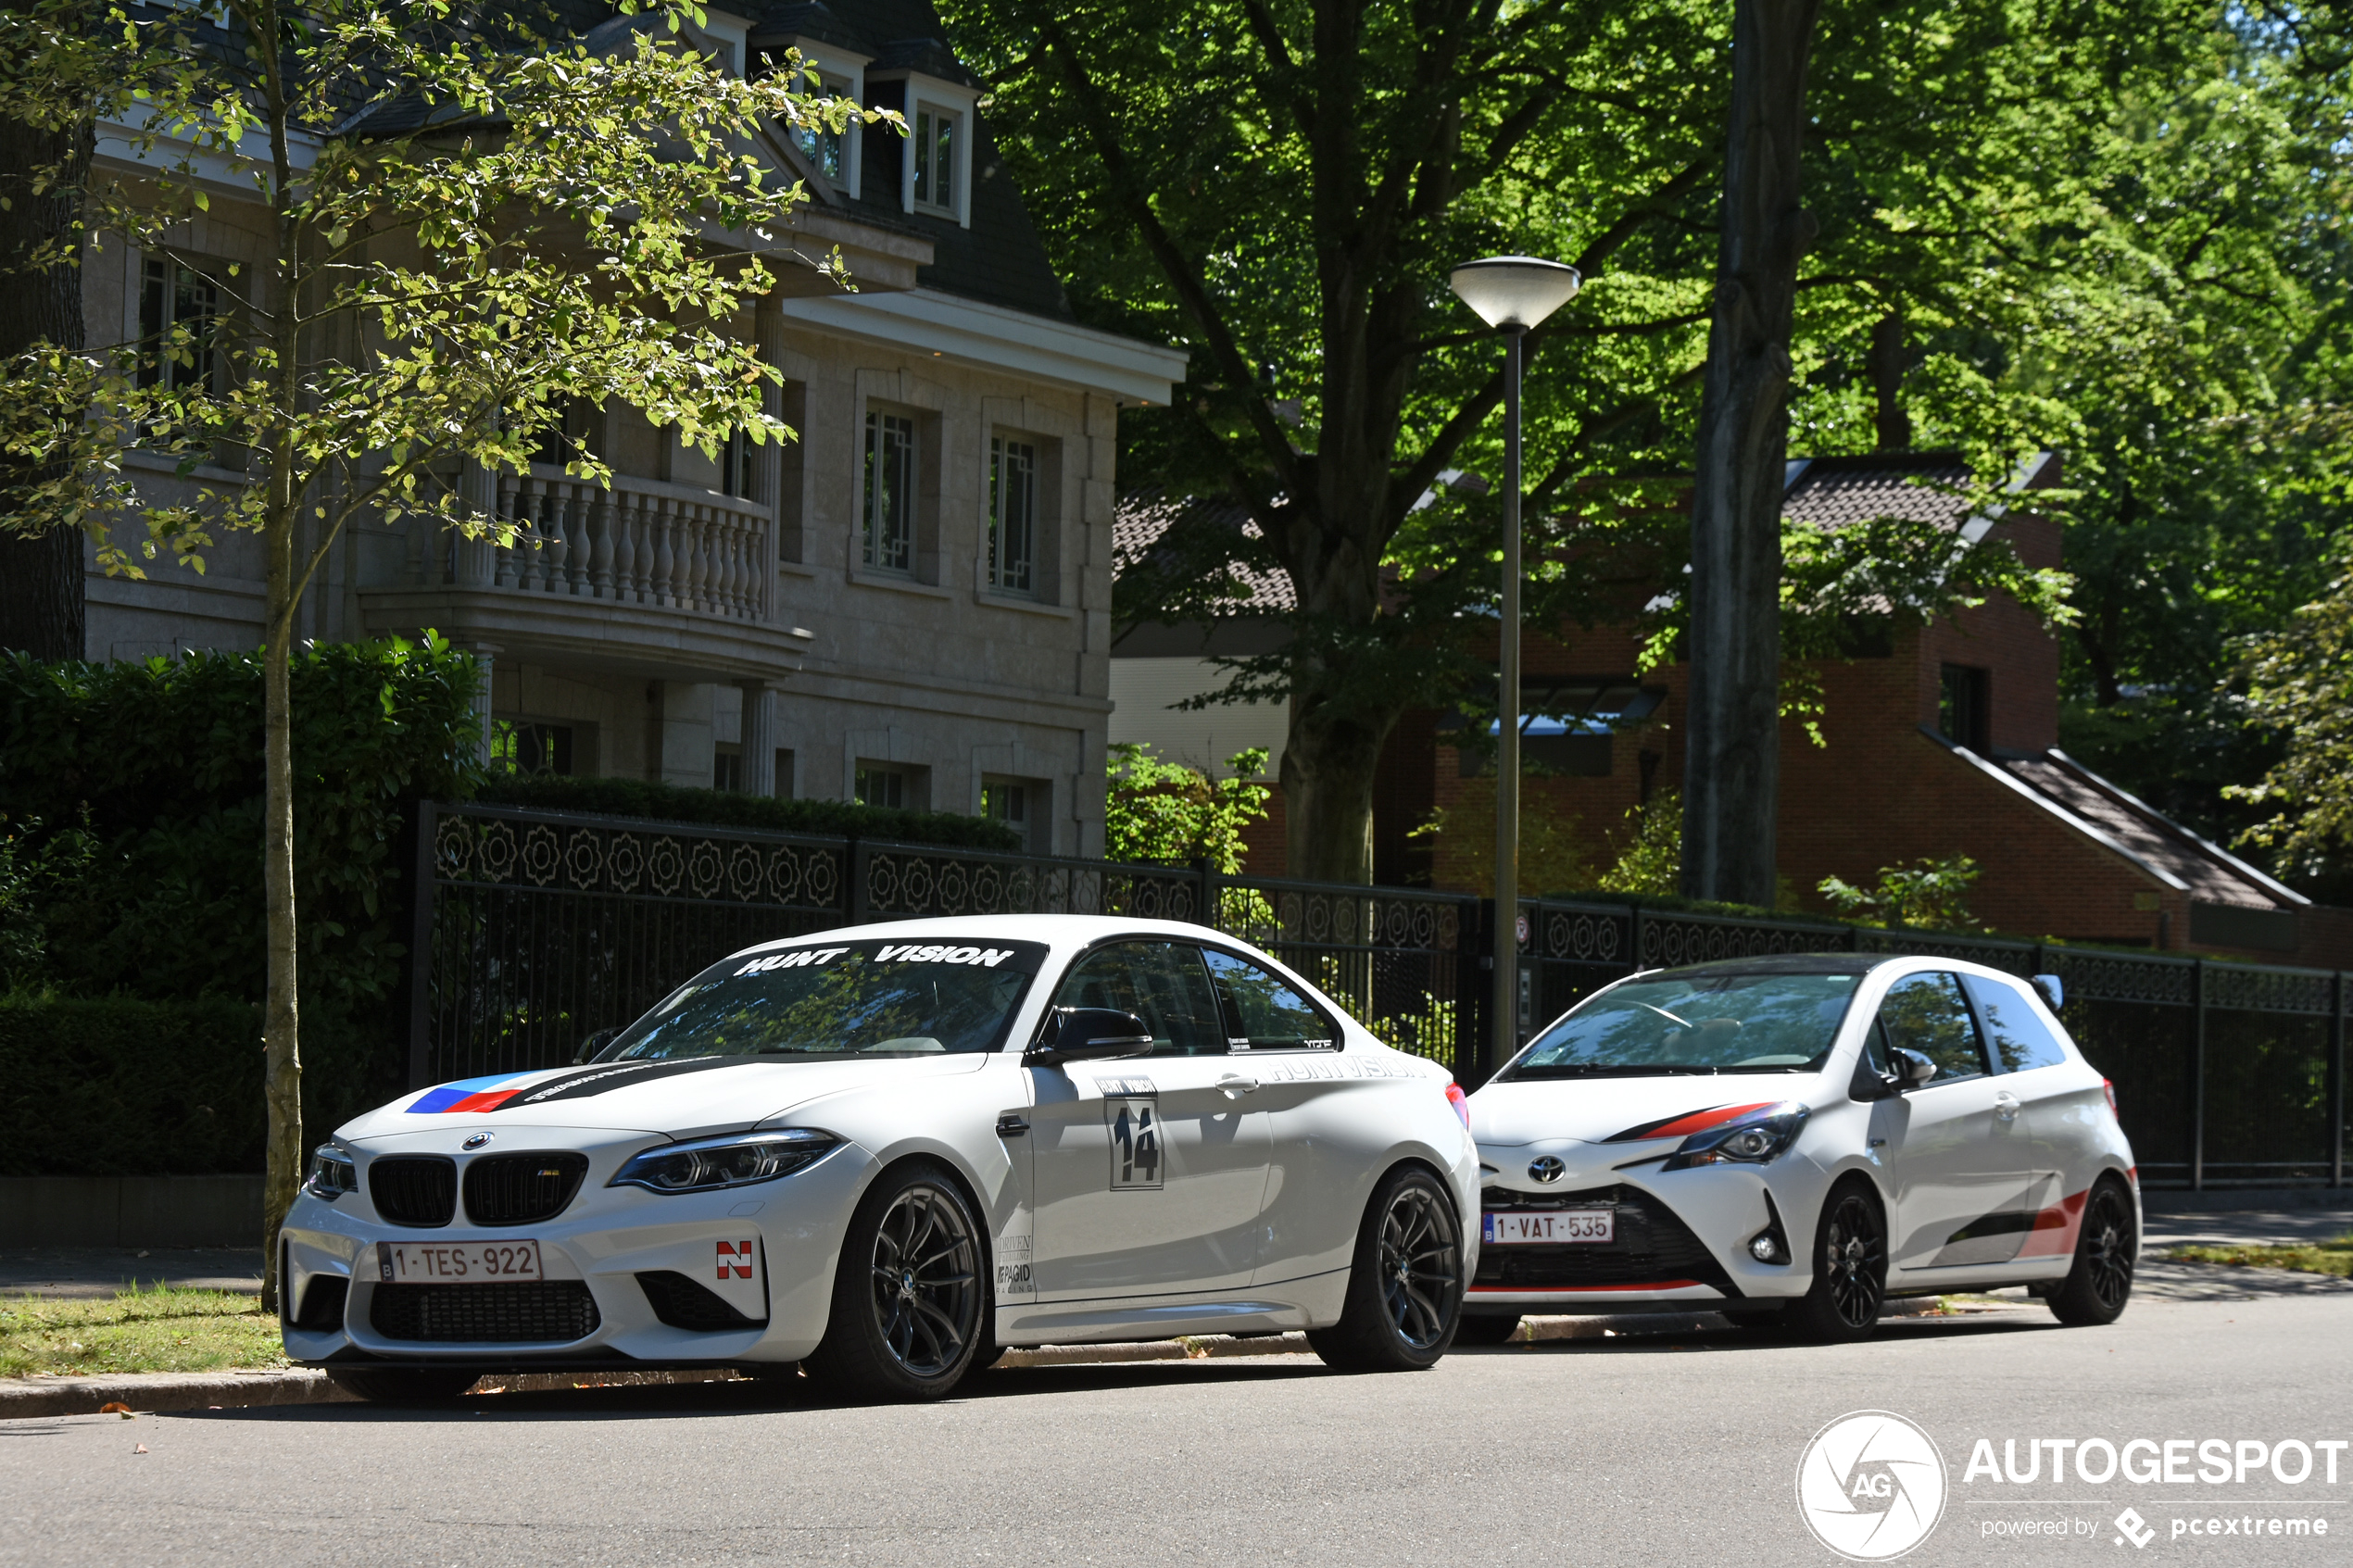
left=601, top=939, right=1048, bottom=1060
left=1500, top=972, right=1861, bottom=1078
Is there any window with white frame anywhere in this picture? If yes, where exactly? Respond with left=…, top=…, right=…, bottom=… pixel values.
left=988, top=436, right=1037, bottom=595
left=912, top=103, right=959, bottom=213
left=138, top=254, right=222, bottom=395
left=862, top=410, right=915, bottom=572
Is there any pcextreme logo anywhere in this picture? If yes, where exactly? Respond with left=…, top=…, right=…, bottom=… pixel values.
left=1797, top=1410, right=1949, bottom=1562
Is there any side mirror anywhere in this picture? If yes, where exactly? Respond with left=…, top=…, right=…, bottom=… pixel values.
left=572, top=1026, right=620, bottom=1066
left=1890, top=1047, right=1938, bottom=1088
left=2031, top=973, right=2064, bottom=1011
left=1026, top=1007, right=1154, bottom=1068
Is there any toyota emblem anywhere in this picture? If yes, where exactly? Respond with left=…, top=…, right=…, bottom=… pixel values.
left=461, top=1132, right=492, bottom=1151
left=1529, top=1155, right=1565, bottom=1184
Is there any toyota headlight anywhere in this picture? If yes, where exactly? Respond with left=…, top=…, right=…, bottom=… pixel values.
left=1660, top=1101, right=1809, bottom=1171
left=610, top=1129, right=841, bottom=1194
left=304, top=1144, right=358, bottom=1200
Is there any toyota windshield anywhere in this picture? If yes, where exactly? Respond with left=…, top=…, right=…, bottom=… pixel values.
left=1499, top=972, right=1861, bottom=1078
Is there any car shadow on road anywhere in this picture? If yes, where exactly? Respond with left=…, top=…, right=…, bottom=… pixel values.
left=1449, top=1311, right=2058, bottom=1355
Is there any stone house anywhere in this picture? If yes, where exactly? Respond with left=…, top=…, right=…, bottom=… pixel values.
left=1114, top=453, right=2353, bottom=965
left=80, top=0, right=1184, bottom=856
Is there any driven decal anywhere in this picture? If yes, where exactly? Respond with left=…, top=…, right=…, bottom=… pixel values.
left=407, top=1055, right=749, bottom=1114
left=1603, top=1102, right=1776, bottom=1143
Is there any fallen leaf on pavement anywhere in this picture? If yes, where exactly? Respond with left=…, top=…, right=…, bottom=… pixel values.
left=133, top=1444, right=147, bottom=1454
left=99, top=1402, right=133, bottom=1418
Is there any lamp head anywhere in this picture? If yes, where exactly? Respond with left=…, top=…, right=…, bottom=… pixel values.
left=1448, top=255, right=1581, bottom=331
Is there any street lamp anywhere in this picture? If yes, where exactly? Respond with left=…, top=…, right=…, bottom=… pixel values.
left=1449, top=255, right=1579, bottom=1078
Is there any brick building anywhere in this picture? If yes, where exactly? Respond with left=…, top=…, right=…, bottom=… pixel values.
left=1114, top=453, right=2352, bottom=966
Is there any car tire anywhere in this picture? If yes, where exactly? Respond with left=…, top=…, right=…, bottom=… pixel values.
left=2046, top=1176, right=2136, bottom=1327
left=801, top=1160, right=985, bottom=1402
left=1782, top=1181, right=1887, bottom=1345
left=324, top=1367, right=484, bottom=1403
left=1306, top=1165, right=1466, bottom=1373
left=1452, top=1311, right=1521, bottom=1347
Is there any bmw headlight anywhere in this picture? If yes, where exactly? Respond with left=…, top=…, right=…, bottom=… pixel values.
left=610, top=1129, right=841, bottom=1194
left=304, top=1144, right=358, bottom=1200
left=1660, top=1101, right=1810, bottom=1171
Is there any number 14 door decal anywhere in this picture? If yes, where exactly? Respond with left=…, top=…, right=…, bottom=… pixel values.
left=1105, top=1095, right=1163, bottom=1190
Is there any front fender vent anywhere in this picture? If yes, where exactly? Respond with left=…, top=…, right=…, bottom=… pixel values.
left=290, top=1273, right=347, bottom=1332
left=636, top=1271, right=767, bottom=1333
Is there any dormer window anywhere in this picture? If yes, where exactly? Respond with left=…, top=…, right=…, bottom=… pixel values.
left=753, top=33, right=869, bottom=194
left=912, top=103, right=959, bottom=213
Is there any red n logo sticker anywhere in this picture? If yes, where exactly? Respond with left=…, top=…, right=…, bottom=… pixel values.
left=715, top=1239, right=753, bottom=1280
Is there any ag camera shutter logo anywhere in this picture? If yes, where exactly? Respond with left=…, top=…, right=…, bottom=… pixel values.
left=1796, top=1410, right=1948, bottom=1561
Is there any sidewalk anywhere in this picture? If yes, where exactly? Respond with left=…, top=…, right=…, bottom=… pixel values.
left=0, top=1246, right=263, bottom=1299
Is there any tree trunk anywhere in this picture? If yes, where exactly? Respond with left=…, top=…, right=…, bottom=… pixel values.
left=258, top=40, right=303, bottom=1315
left=1680, top=0, right=1820, bottom=908
left=1869, top=310, right=1910, bottom=450
left=1279, top=696, right=1389, bottom=883
left=0, top=79, right=91, bottom=660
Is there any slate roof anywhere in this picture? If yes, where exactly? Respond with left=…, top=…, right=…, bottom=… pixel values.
left=1780, top=450, right=2061, bottom=531
left=1114, top=494, right=1298, bottom=614
left=755, top=0, right=1073, bottom=320
left=312, top=0, right=1074, bottom=322
left=1990, top=751, right=2304, bottom=911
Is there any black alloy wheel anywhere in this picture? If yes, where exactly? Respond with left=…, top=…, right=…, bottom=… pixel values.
left=802, top=1162, right=984, bottom=1400
left=1308, top=1167, right=1465, bottom=1372
left=2048, top=1177, right=2136, bottom=1326
left=1784, top=1185, right=1886, bottom=1344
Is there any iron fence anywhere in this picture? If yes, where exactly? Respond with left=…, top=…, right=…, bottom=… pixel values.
left=407, top=800, right=2347, bottom=1190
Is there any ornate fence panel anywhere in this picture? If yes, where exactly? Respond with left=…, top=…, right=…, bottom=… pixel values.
left=412, top=804, right=850, bottom=1085
left=411, top=801, right=2347, bottom=1187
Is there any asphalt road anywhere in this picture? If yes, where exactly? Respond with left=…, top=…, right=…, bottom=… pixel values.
left=6, top=1286, right=2349, bottom=1567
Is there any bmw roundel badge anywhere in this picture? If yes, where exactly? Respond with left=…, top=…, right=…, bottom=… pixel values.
left=1528, top=1155, right=1566, bottom=1184
left=461, top=1132, right=492, bottom=1151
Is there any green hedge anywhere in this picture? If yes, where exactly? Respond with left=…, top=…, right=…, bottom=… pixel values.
left=0, top=997, right=268, bottom=1176
left=476, top=773, right=1024, bottom=851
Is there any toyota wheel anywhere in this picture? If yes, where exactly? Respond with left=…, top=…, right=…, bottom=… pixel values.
left=2046, top=1177, right=2136, bottom=1326
left=1783, top=1183, right=1886, bottom=1344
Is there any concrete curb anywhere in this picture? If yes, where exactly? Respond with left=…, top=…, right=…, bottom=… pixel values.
left=0, top=1302, right=2019, bottom=1418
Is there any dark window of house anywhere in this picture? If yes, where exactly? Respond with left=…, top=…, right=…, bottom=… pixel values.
left=989, top=437, right=1036, bottom=594
left=713, top=743, right=742, bottom=793
left=774, top=748, right=795, bottom=799
left=1939, top=664, right=1990, bottom=752
left=720, top=428, right=754, bottom=499
left=493, top=721, right=573, bottom=777
left=862, top=411, right=914, bottom=572
left=856, top=764, right=906, bottom=809
left=139, top=256, right=221, bottom=395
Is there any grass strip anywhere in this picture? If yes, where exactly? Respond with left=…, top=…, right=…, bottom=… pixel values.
left=2163, top=1232, right=2353, bottom=1279
left=0, top=1283, right=286, bottom=1378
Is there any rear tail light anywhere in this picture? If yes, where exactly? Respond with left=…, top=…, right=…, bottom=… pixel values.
left=1444, top=1082, right=1471, bottom=1130
left=2102, top=1078, right=2119, bottom=1118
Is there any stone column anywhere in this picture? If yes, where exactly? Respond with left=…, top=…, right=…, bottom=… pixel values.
left=753, top=296, right=787, bottom=622
left=469, top=643, right=502, bottom=764
left=739, top=680, right=777, bottom=796
left=455, top=457, right=502, bottom=586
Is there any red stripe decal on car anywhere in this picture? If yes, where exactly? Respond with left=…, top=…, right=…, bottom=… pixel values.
left=1468, top=1280, right=1705, bottom=1294
left=1603, top=1103, right=1775, bottom=1143
left=2015, top=1187, right=2089, bottom=1258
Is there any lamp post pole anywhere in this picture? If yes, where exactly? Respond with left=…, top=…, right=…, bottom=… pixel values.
left=1492, top=324, right=1526, bottom=1077
left=1446, top=254, right=1579, bottom=1081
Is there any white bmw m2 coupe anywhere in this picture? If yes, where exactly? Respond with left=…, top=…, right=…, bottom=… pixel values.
left=1464, top=954, right=2139, bottom=1344
left=282, top=916, right=1478, bottom=1401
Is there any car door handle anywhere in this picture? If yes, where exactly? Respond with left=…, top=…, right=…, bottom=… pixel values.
left=1215, top=1074, right=1260, bottom=1099
left=1993, top=1093, right=2020, bottom=1123
left=995, top=1112, right=1030, bottom=1137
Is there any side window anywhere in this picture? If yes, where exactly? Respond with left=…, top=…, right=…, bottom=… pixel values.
left=1202, top=949, right=1337, bottom=1051
left=1965, top=976, right=2070, bottom=1073
left=1876, top=972, right=1987, bottom=1085
left=1862, top=1017, right=1894, bottom=1078
left=1051, top=942, right=1225, bottom=1057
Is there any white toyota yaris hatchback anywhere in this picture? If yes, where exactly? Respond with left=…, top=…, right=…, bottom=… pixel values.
left=1463, top=954, right=2139, bottom=1344
left=283, top=915, right=1478, bottom=1401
